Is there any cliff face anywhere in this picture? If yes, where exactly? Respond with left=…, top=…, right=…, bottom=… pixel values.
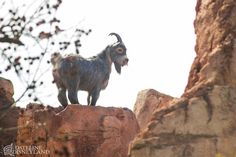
left=17, top=104, right=139, bottom=157
left=0, top=77, right=20, bottom=147
left=184, top=0, right=236, bottom=96
left=130, top=87, right=236, bottom=157
left=129, top=0, right=236, bottom=157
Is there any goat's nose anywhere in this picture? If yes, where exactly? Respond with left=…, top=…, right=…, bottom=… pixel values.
left=123, top=58, right=129, bottom=65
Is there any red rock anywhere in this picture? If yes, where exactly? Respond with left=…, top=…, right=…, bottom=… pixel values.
left=133, top=89, right=174, bottom=130
left=0, top=77, right=19, bottom=147
left=17, top=104, right=140, bottom=157
left=0, top=77, right=14, bottom=108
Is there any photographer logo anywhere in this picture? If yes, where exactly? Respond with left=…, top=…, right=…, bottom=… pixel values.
left=2, top=143, right=50, bottom=156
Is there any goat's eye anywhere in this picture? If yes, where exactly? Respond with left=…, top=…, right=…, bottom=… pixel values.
left=116, top=47, right=124, bottom=54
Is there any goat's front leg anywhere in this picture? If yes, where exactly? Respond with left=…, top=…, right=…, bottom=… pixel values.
left=90, top=89, right=100, bottom=106
left=58, top=87, right=68, bottom=108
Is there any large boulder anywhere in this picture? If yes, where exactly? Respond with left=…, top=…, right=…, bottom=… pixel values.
left=17, top=104, right=140, bottom=157
left=133, top=89, right=174, bottom=130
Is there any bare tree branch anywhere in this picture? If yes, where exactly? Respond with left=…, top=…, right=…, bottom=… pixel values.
left=0, top=37, right=24, bottom=45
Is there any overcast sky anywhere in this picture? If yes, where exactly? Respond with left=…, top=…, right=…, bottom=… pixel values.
left=56, top=0, right=197, bottom=108
left=4, top=0, right=197, bottom=109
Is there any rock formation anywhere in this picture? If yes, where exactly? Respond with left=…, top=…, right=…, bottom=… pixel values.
left=0, top=77, right=14, bottom=108
left=133, top=89, right=174, bottom=130
left=184, top=0, right=236, bottom=96
left=129, top=0, right=236, bottom=157
left=0, top=77, right=19, bottom=147
left=17, top=104, right=139, bottom=157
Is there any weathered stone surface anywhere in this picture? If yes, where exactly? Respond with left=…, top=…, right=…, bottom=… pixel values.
left=129, top=86, right=236, bottom=157
left=184, top=0, right=236, bottom=97
left=133, top=89, right=174, bottom=130
left=129, top=0, right=236, bottom=156
left=0, top=77, right=14, bottom=108
left=0, top=77, right=19, bottom=148
left=0, top=107, right=20, bottom=146
left=17, top=104, right=139, bottom=157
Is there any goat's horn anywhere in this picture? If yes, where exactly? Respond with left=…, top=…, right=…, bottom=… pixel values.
left=109, top=33, right=123, bottom=43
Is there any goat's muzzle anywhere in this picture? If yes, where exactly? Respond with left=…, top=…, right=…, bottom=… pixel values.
left=122, top=58, right=129, bottom=66
left=114, top=56, right=129, bottom=74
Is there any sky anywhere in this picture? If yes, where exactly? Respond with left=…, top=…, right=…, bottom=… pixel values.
left=3, top=0, right=197, bottom=109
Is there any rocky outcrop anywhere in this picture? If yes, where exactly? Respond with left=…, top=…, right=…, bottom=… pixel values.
left=0, top=77, right=14, bottom=108
left=0, top=77, right=19, bottom=147
left=129, top=0, right=236, bottom=157
left=184, top=0, right=236, bottom=96
left=129, top=86, right=236, bottom=157
left=17, top=104, right=139, bottom=157
left=133, top=89, right=174, bottom=130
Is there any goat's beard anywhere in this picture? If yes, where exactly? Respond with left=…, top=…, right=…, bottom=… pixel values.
left=114, top=62, right=121, bottom=74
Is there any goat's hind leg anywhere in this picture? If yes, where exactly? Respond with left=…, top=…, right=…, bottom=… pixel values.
left=58, top=87, right=68, bottom=108
left=68, top=88, right=79, bottom=104
left=90, top=89, right=100, bottom=106
left=67, top=79, right=79, bottom=104
left=55, top=79, right=68, bottom=108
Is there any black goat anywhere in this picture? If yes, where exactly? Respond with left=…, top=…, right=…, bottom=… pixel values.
left=51, top=33, right=128, bottom=107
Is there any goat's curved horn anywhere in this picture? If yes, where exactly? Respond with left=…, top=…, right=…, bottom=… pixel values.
left=109, top=33, right=123, bottom=43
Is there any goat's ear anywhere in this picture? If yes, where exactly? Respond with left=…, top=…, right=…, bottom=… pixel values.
left=114, top=62, right=121, bottom=74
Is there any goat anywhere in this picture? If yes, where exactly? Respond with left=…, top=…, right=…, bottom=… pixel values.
left=51, top=33, right=128, bottom=107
